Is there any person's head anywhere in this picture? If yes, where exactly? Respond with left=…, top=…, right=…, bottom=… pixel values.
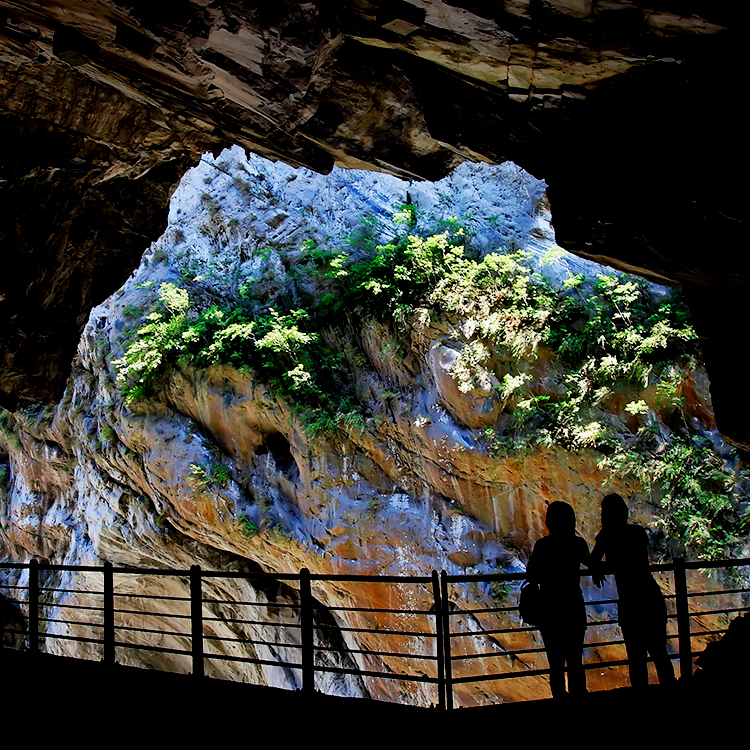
left=601, top=493, right=629, bottom=527
left=545, top=501, right=576, bottom=535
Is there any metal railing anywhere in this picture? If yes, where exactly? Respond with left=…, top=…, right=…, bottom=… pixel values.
left=0, top=557, right=747, bottom=708
left=442, top=557, right=750, bottom=706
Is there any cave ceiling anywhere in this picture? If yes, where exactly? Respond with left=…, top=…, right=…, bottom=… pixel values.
left=0, top=0, right=746, bottom=450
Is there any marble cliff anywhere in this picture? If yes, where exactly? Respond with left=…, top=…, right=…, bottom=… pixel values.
left=0, top=149, right=748, bottom=705
left=0, top=1, right=746, bottom=456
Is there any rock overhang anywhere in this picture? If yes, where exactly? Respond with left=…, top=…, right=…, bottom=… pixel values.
left=0, top=0, right=746, bottom=449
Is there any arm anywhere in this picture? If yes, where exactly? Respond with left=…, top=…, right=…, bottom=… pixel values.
left=589, top=536, right=606, bottom=588
left=525, top=539, right=542, bottom=584
left=525, top=549, right=537, bottom=583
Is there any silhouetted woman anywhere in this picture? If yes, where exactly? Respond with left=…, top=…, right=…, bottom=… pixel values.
left=591, top=493, right=676, bottom=688
left=526, top=501, right=591, bottom=698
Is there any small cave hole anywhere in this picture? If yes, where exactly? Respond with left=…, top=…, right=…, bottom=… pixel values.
left=257, top=432, right=297, bottom=479
left=53, top=25, right=100, bottom=66
left=115, top=24, right=158, bottom=59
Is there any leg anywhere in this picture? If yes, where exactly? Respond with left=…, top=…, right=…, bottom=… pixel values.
left=622, top=627, right=649, bottom=688
left=541, top=629, right=567, bottom=698
left=646, top=624, right=676, bottom=684
left=563, top=626, right=588, bottom=696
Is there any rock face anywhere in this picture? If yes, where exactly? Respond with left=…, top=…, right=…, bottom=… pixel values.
left=1, top=150, right=747, bottom=705
left=0, top=1, right=746, bottom=452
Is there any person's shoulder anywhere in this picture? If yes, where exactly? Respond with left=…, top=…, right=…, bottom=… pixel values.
left=594, top=527, right=610, bottom=544
left=530, top=535, right=555, bottom=559
left=625, top=524, right=649, bottom=540
left=532, top=535, right=551, bottom=552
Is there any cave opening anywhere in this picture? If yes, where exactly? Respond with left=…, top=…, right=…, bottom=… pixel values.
left=257, top=432, right=298, bottom=482
left=0, top=1, right=746, bottom=709
left=0, top=142, right=747, bottom=707
left=3, top=143, right=747, bottom=573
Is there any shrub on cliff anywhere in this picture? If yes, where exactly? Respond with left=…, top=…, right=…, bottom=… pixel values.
left=112, top=211, right=746, bottom=560
left=113, top=283, right=358, bottom=427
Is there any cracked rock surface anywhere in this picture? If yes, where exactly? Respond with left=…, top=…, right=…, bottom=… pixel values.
left=0, top=1, right=746, bottom=451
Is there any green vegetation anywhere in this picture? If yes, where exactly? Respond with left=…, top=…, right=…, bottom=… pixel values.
left=605, top=435, right=746, bottom=561
left=113, top=280, right=361, bottom=433
left=113, top=207, right=746, bottom=560
left=489, top=579, right=511, bottom=605
left=188, top=462, right=230, bottom=492
left=238, top=514, right=258, bottom=538
left=0, top=408, right=21, bottom=450
left=100, top=426, right=116, bottom=446
left=519, top=272, right=698, bottom=452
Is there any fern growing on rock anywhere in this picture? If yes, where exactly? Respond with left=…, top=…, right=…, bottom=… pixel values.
left=111, top=201, right=746, bottom=561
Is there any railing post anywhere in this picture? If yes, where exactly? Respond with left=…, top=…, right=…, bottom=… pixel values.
left=300, top=567, right=314, bottom=693
left=102, top=561, right=115, bottom=664
left=673, top=557, right=692, bottom=680
left=28, top=559, right=39, bottom=654
left=440, top=571, right=453, bottom=710
left=431, top=570, right=445, bottom=710
left=190, top=565, right=204, bottom=678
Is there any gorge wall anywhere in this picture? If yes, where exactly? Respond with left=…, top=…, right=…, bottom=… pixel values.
left=0, top=1, right=746, bottom=453
left=1, top=149, right=747, bottom=704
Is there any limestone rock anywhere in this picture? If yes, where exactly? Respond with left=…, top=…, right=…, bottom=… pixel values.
left=0, top=2, right=746, bottom=457
left=2, top=149, right=745, bottom=704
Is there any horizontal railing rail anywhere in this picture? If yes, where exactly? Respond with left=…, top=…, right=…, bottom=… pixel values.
left=0, top=557, right=747, bottom=709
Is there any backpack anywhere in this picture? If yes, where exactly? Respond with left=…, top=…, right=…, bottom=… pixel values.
left=519, top=580, right=543, bottom=626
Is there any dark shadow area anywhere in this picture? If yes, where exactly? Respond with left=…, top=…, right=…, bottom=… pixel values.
left=694, top=612, right=750, bottom=691
left=0, top=593, right=26, bottom=649
left=257, top=432, right=298, bottom=480
left=0, top=648, right=739, bottom=743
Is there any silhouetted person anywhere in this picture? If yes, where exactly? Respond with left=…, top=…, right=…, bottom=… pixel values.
left=526, top=501, right=591, bottom=698
left=591, top=493, right=676, bottom=688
